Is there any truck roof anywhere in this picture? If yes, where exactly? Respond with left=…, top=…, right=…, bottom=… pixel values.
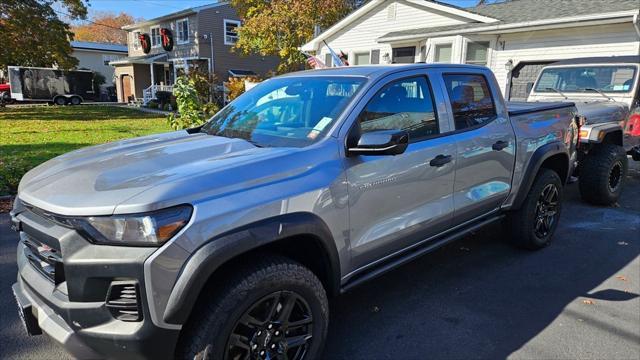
left=277, top=63, right=489, bottom=79
left=550, top=56, right=640, bottom=66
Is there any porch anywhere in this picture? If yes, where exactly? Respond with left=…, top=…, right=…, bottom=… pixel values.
left=110, top=54, right=210, bottom=104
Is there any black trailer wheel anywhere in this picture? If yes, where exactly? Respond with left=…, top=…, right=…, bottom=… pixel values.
left=176, top=256, right=328, bottom=360
left=508, top=168, right=563, bottom=250
left=70, top=96, right=82, bottom=106
left=578, top=143, right=628, bottom=205
left=53, top=96, right=67, bottom=106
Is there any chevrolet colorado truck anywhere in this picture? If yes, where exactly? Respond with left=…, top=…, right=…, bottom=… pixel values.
left=528, top=56, right=640, bottom=205
left=11, top=64, right=578, bottom=360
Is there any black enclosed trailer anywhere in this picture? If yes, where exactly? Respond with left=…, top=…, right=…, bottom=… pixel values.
left=8, top=66, right=95, bottom=105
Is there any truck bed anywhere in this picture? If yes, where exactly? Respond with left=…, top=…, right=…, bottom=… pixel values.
left=507, top=101, right=575, bottom=116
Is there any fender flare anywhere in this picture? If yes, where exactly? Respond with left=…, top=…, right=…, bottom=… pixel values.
left=580, top=123, right=623, bottom=146
left=162, top=212, right=341, bottom=325
left=511, top=141, right=570, bottom=210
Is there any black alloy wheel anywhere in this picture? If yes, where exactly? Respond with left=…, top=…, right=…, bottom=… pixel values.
left=533, top=183, right=559, bottom=238
left=607, top=160, right=623, bottom=193
left=226, top=290, right=314, bottom=360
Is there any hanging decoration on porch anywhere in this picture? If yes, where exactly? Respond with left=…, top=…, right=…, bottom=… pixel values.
left=138, top=33, right=151, bottom=54
left=160, top=28, right=174, bottom=52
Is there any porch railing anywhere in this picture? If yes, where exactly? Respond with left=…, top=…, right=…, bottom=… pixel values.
left=143, top=84, right=174, bottom=105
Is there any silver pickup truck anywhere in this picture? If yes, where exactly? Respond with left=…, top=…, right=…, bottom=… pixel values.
left=11, top=64, right=579, bottom=360
left=528, top=56, right=640, bottom=205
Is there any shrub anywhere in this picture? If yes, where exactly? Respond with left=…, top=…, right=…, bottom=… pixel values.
left=147, top=101, right=158, bottom=109
left=163, top=103, right=172, bottom=111
left=226, top=76, right=262, bottom=102
left=156, top=91, right=172, bottom=107
left=203, top=102, right=220, bottom=116
left=167, top=76, right=206, bottom=130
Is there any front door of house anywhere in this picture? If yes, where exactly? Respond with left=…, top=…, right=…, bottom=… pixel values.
left=121, top=75, right=133, bottom=102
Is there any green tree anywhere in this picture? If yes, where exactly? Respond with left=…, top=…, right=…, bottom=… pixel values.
left=230, top=0, right=354, bottom=73
left=0, top=0, right=88, bottom=70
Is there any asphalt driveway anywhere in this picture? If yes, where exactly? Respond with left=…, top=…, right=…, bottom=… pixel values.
left=1, top=162, right=639, bottom=359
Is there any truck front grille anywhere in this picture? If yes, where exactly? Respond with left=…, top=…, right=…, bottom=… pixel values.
left=22, top=235, right=65, bottom=283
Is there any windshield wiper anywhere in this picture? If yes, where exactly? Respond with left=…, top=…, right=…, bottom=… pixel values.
left=584, top=88, right=615, bottom=102
left=545, top=87, right=568, bottom=100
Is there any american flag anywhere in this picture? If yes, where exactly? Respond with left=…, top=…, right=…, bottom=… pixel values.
left=302, top=52, right=327, bottom=69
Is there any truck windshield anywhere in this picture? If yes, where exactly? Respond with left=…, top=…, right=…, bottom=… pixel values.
left=534, top=65, right=637, bottom=94
left=202, top=76, right=366, bottom=147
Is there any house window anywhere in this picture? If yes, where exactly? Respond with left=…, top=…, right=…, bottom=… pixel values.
left=176, top=18, right=189, bottom=44
left=150, top=26, right=161, bottom=48
left=224, top=19, right=241, bottom=45
left=392, top=47, right=415, bottom=64
left=465, top=41, right=490, bottom=66
left=354, top=52, right=370, bottom=65
left=132, top=31, right=141, bottom=50
left=324, top=53, right=333, bottom=67
left=434, top=43, right=452, bottom=63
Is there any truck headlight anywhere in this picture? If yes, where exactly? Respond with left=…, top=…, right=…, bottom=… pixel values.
left=75, top=205, right=192, bottom=246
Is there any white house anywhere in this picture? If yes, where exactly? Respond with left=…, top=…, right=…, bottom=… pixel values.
left=71, top=41, right=127, bottom=92
left=302, top=0, right=640, bottom=100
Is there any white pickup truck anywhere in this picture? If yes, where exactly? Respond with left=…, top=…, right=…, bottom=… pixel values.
left=528, top=56, right=640, bottom=205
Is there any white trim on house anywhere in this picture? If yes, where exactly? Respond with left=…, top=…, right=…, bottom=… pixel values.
left=150, top=25, right=161, bottom=48
left=223, top=19, right=241, bottom=45
left=176, top=18, right=190, bottom=44
left=378, top=10, right=640, bottom=42
left=301, top=0, right=497, bottom=52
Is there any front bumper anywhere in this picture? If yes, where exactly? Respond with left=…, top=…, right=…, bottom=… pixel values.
left=11, top=206, right=182, bottom=359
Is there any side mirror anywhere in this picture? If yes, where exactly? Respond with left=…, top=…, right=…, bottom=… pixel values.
left=348, top=129, right=409, bottom=156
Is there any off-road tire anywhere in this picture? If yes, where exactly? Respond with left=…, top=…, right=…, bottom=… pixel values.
left=508, top=169, right=563, bottom=250
left=578, top=143, right=628, bottom=206
left=176, top=255, right=329, bottom=360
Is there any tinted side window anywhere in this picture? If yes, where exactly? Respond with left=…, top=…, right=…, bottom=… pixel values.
left=358, top=76, right=439, bottom=142
left=444, top=74, right=497, bottom=130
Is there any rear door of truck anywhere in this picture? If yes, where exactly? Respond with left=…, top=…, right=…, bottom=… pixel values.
left=434, top=68, right=516, bottom=225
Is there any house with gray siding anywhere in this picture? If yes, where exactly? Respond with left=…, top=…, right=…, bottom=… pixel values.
left=302, top=0, right=640, bottom=101
left=111, top=1, right=279, bottom=103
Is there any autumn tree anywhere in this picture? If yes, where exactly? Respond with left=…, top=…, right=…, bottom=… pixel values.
left=0, top=0, right=88, bottom=70
left=72, top=12, right=138, bottom=44
left=230, top=0, right=354, bottom=73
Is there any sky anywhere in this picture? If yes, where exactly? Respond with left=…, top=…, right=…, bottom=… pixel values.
left=86, top=0, right=485, bottom=20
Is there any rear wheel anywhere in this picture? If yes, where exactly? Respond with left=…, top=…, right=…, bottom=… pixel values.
left=53, top=96, right=67, bottom=106
left=69, top=96, right=82, bottom=105
left=578, top=143, right=628, bottom=205
left=176, top=256, right=328, bottom=360
left=508, top=169, right=563, bottom=250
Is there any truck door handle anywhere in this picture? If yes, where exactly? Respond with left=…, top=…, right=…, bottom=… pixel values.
left=429, top=154, right=452, bottom=167
left=492, top=140, right=509, bottom=151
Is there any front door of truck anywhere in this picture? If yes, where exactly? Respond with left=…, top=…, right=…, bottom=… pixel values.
left=442, top=72, right=516, bottom=225
left=344, top=73, right=456, bottom=270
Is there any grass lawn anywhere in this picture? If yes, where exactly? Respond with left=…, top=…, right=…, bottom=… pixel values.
left=0, top=105, right=172, bottom=195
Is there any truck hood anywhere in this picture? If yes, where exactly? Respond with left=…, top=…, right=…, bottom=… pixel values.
left=573, top=101, right=629, bottom=125
left=17, top=131, right=296, bottom=216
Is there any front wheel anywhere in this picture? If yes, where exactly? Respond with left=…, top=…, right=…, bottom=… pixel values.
left=578, top=144, right=628, bottom=205
left=508, top=169, right=563, bottom=250
left=176, top=256, right=328, bottom=360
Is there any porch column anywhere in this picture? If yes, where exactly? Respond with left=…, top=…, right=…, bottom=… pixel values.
left=150, top=63, right=155, bottom=85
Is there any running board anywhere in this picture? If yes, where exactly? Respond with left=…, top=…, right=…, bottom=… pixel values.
left=341, top=214, right=506, bottom=293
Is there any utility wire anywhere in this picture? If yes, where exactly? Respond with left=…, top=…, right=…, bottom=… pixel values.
left=53, top=8, right=127, bottom=32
